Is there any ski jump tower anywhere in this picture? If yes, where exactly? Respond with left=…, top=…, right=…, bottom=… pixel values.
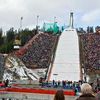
left=48, top=12, right=81, bottom=81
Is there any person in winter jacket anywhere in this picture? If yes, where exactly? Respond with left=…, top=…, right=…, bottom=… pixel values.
left=76, top=83, right=96, bottom=100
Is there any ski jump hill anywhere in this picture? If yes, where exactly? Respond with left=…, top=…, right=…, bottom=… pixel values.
left=48, top=28, right=81, bottom=81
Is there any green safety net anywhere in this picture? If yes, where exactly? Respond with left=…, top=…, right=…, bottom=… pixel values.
left=42, top=22, right=60, bottom=34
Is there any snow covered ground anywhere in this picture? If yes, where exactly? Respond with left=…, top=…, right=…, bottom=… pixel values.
left=3, top=56, right=41, bottom=81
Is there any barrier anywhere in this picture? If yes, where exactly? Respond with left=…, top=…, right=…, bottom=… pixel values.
left=0, top=87, right=75, bottom=96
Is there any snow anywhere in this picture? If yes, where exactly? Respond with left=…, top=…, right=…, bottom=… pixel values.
left=3, top=56, right=40, bottom=81
left=49, top=28, right=80, bottom=81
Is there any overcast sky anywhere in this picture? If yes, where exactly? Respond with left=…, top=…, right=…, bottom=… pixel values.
left=0, top=0, right=100, bottom=32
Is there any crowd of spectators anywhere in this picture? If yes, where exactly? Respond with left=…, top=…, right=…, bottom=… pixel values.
left=40, top=79, right=100, bottom=96
left=15, top=32, right=58, bottom=69
left=79, top=33, right=100, bottom=70
left=40, top=80, right=83, bottom=94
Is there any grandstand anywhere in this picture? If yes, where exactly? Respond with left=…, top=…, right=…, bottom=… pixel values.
left=79, top=32, right=100, bottom=82
left=0, top=29, right=60, bottom=81
left=15, top=32, right=58, bottom=69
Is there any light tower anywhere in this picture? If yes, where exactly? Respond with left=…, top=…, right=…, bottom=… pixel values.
left=36, top=15, right=39, bottom=31
left=54, top=16, right=56, bottom=23
left=20, top=17, right=23, bottom=31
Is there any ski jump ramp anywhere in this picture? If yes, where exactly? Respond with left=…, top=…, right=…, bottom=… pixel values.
left=49, top=28, right=80, bottom=81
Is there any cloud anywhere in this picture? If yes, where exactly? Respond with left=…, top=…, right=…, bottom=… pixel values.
left=81, top=9, right=100, bottom=24
left=0, top=0, right=100, bottom=31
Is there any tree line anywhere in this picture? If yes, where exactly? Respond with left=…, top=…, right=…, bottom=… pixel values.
left=0, top=27, right=37, bottom=53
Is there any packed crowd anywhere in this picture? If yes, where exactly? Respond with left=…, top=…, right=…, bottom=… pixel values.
left=80, top=33, right=100, bottom=70
left=15, top=33, right=57, bottom=69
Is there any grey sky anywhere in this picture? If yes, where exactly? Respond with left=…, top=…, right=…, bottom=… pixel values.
left=0, top=0, right=100, bottom=31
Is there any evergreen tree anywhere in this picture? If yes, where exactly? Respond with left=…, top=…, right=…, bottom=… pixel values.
left=6, top=27, right=15, bottom=43
left=0, top=28, right=2, bottom=38
left=0, top=28, right=4, bottom=46
left=20, top=28, right=33, bottom=45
